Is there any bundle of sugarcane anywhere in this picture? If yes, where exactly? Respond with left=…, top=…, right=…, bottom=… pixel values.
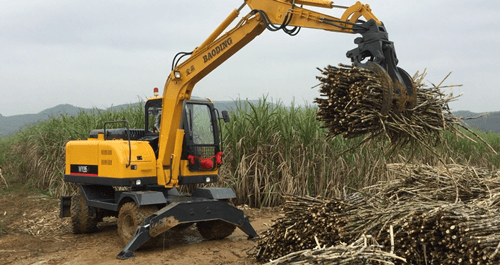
left=314, top=65, right=497, bottom=154
left=264, top=234, right=406, bottom=265
left=315, top=64, right=388, bottom=140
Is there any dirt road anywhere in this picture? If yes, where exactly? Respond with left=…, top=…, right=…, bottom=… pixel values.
left=0, top=189, right=277, bottom=265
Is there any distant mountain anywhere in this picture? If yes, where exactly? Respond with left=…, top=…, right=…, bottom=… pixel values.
left=0, top=99, right=263, bottom=138
left=4, top=102, right=495, bottom=139
left=0, top=104, right=91, bottom=137
left=453, top=110, right=500, bottom=133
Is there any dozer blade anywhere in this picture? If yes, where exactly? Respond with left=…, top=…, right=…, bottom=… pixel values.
left=116, top=200, right=258, bottom=259
left=346, top=19, right=416, bottom=114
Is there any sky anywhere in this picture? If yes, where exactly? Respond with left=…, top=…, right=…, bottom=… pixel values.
left=1, top=0, right=499, bottom=117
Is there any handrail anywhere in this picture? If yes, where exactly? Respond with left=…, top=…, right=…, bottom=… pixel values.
left=103, top=120, right=132, bottom=168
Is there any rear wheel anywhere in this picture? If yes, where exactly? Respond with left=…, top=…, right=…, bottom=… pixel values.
left=71, top=193, right=100, bottom=234
left=196, top=199, right=236, bottom=240
left=196, top=220, right=236, bottom=240
left=117, top=202, right=158, bottom=247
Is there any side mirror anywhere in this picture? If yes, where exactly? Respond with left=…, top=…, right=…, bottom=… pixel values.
left=222, top=110, right=230, bottom=123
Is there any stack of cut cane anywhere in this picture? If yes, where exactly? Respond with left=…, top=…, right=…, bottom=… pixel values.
left=255, top=164, right=500, bottom=265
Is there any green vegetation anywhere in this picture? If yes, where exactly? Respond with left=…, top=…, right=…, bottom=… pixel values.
left=0, top=104, right=144, bottom=197
left=0, top=98, right=499, bottom=208
left=219, top=98, right=500, bottom=207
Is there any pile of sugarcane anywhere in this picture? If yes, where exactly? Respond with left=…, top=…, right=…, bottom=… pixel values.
left=264, top=234, right=406, bottom=265
left=314, top=64, right=469, bottom=149
left=255, top=164, right=500, bottom=264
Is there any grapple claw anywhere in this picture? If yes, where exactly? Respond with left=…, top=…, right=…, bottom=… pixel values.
left=397, top=67, right=417, bottom=110
left=346, top=19, right=416, bottom=114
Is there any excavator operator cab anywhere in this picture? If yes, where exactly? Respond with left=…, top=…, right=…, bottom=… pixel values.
left=143, top=97, right=228, bottom=170
left=181, top=99, right=226, bottom=172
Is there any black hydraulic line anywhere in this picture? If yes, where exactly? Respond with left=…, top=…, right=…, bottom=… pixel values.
left=215, top=109, right=224, bottom=153
left=165, top=155, right=173, bottom=185
left=283, top=22, right=300, bottom=36
left=171, top=51, right=193, bottom=71
left=320, top=20, right=356, bottom=30
left=319, top=17, right=370, bottom=31
left=251, top=5, right=301, bottom=36
left=283, top=4, right=301, bottom=36
left=103, top=120, right=132, bottom=168
left=254, top=9, right=299, bottom=35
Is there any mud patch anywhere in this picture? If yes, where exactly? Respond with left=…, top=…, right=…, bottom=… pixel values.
left=149, top=216, right=179, bottom=237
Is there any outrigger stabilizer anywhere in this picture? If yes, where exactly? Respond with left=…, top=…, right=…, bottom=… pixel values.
left=117, top=198, right=258, bottom=259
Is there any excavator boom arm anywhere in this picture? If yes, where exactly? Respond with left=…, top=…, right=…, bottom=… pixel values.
left=157, top=0, right=412, bottom=186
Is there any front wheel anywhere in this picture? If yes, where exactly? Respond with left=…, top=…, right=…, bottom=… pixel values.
left=117, top=202, right=158, bottom=247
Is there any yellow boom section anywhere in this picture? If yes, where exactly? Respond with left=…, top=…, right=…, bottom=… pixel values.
left=156, top=0, right=383, bottom=187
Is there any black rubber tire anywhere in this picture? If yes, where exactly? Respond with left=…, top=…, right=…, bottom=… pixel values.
left=71, top=193, right=99, bottom=234
left=196, top=220, right=236, bottom=240
left=117, top=202, right=158, bottom=247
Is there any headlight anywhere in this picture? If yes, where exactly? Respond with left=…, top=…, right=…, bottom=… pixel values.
left=174, top=71, right=181, bottom=79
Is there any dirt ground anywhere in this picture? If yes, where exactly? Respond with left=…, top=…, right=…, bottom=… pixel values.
left=0, top=188, right=279, bottom=265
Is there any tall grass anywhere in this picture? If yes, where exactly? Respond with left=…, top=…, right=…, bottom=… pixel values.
left=217, top=98, right=500, bottom=207
left=1, top=104, right=144, bottom=196
left=0, top=98, right=499, bottom=208
left=443, top=128, right=500, bottom=168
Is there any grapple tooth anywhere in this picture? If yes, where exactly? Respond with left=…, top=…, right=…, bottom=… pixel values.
left=392, top=78, right=407, bottom=113
left=355, top=62, right=416, bottom=115
left=397, top=67, right=417, bottom=110
left=346, top=19, right=416, bottom=114
left=359, top=61, right=394, bottom=115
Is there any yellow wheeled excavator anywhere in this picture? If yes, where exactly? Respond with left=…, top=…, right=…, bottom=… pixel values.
left=59, top=0, right=416, bottom=259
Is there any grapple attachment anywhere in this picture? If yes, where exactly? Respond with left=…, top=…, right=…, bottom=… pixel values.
left=346, top=19, right=416, bottom=114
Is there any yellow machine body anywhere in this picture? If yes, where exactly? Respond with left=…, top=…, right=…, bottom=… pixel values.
left=64, top=98, right=221, bottom=188
left=65, top=137, right=156, bottom=184
left=65, top=131, right=220, bottom=188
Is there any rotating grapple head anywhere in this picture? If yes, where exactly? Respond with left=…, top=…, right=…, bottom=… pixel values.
left=346, top=19, right=416, bottom=115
